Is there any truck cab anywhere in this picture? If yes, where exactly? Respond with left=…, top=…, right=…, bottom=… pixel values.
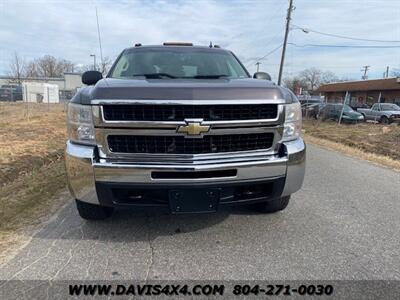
left=65, top=44, right=306, bottom=220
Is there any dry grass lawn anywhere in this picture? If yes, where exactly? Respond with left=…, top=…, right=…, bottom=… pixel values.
left=303, top=119, right=400, bottom=170
left=0, top=102, right=69, bottom=263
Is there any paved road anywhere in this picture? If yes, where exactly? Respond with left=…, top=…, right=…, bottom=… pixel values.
left=1, top=145, right=399, bottom=281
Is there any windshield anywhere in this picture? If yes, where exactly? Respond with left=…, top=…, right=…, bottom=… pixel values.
left=380, top=104, right=400, bottom=111
left=343, top=104, right=354, bottom=112
left=109, top=48, right=249, bottom=79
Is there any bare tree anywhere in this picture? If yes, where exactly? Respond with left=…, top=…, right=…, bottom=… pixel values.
left=99, top=56, right=112, bottom=75
left=283, top=76, right=307, bottom=94
left=33, top=55, right=74, bottom=77
left=9, top=52, right=25, bottom=83
left=298, top=68, right=339, bottom=92
left=75, top=64, right=95, bottom=73
left=58, top=59, right=75, bottom=74
left=24, top=61, right=38, bottom=77
left=321, top=71, right=338, bottom=84
left=299, top=68, right=322, bottom=92
left=35, top=55, right=55, bottom=77
left=75, top=56, right=112, bottom=75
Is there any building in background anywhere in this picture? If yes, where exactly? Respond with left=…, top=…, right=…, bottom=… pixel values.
left=22, top=82, right=59, bottom=103
left=0, top=72, right=82, bottom=101
left=318, top=77, right=400, bottom=108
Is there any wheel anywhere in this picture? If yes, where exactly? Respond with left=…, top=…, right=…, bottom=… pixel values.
left=249, top=196, right=290, bottom=213
left=75, top=199, right=114, bottom=220
left=380, top=116, right=389, bottom=124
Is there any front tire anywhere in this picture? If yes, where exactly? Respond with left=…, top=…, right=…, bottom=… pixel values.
left=249, top=196, right=290, bottom=213
left=76, top=199, right=114, bottom=220
left=380, top=116, right=389, bottom=124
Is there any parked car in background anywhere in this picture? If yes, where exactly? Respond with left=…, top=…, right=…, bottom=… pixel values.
left=0, top=84, right=23, bottom=101
left=358, top=103, right=400, bottom=124
left=299, top=98, right=324, bottom=119
left=0, top=88, right=10, bottom=101
left=350, top=102, right=369, bottom=110
left=319, top=103, right=364, bottom=123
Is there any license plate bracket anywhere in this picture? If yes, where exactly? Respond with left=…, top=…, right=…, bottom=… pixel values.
left=169, top=188, right=220, bottom=213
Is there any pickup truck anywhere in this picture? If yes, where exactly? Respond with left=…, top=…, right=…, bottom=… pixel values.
left=358, top=103, right=400, bottom=124
left=65, top=43, right=306, bottom=220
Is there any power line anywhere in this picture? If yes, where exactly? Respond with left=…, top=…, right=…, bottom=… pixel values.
left=255, top=43, right=283, bottom=61
left=288, top=42, right=400, bottom=49
left=292, top=24, right=400, bottom=43
left=245, top=44, right=283, bottom=68
left=262, top=0, right=288, bottom=32
left=242, top=1, right=287, bottom=70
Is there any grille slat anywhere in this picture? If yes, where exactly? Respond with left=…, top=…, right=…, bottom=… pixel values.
left=108, top=133, right=274, bottom=154
left=103, top=104, right=277, bottom=121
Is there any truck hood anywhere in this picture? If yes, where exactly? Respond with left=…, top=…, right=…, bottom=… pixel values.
left=73, top=78, right=296, bottom=105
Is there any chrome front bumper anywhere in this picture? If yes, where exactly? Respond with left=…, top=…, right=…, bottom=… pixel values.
left=65, top=138, right=306, bottom=205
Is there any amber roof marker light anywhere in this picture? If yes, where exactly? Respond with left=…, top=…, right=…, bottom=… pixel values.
left=163, top=42, right=193, bottom=46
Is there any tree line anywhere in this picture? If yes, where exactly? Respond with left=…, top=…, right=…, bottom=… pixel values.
left=11, top=52, right=396, bottom=94
left=8, top=52, right=112, bottom=83
left=283, top=68, right=344, bottom=94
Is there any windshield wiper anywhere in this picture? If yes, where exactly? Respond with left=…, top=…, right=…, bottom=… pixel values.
left=132, top=73, right=177, bottom=79
left=193, top=74, right=230, bottom=79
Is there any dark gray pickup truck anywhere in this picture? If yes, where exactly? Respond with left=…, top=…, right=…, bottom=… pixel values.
left=65, top=43, right=305, bottom=220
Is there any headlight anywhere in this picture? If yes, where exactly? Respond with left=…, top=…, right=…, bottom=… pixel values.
left=282, top=102, right=302, bottom=141
left=67, top=103, right=95, bottom=145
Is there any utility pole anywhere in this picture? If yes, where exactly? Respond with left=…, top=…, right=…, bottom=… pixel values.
left=386, top=66, right=389, bottom=78
left=361, top=65, right=370, bottom=80
left=255, top=62, right=261, bottom=72
left=338, top=91, right=349, bottom=125
left=90, top=54, right=96, bottom=71
left=277, top=0, right=294, bottom=86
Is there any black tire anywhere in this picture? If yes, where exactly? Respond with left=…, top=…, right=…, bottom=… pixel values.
left=75, top=199, right=114, bottom=220
left=361, top=113, right=366, bottom=121
left=249, top=196, right=290, bottom=213
left=380, top=116, right=389, bottom=124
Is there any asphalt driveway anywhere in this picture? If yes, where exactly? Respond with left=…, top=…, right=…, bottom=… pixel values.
left=1, top=144, right=399, bottom=281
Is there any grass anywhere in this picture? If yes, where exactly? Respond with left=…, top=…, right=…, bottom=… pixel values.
left=0, top=102, right=67, bottom=185
left=0, top=102, right=69, bottom=263
left=303, top=119, right=400, bottom=170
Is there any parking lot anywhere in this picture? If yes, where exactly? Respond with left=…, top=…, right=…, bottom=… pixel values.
left=1, top=144, right=399, bottom=281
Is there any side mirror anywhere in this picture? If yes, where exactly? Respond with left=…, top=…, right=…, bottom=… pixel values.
left=253, top=72, right=272, bottom=81
left=82, top=71, right=103, bottom=85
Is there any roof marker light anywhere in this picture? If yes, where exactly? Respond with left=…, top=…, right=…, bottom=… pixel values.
left=163, top=42, right=193, bottom=46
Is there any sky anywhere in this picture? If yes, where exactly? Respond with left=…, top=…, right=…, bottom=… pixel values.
left=0, top=0, right=399, bottom=81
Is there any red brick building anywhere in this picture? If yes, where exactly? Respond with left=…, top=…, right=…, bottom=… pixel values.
left=318, top=77, right=400, bottom=107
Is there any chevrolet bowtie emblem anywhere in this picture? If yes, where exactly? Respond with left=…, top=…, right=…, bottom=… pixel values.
left=177, top=119, right=210, bottom=137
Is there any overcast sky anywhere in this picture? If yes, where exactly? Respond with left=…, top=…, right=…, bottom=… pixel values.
left=1, top=0, right=399, bottom=81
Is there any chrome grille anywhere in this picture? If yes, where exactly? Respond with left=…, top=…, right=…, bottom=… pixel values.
left=92, top=100, right=285, bottom=163
left=107, top=133, right=274, bottom=154
left=103, top=104, right=278, bottom=121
